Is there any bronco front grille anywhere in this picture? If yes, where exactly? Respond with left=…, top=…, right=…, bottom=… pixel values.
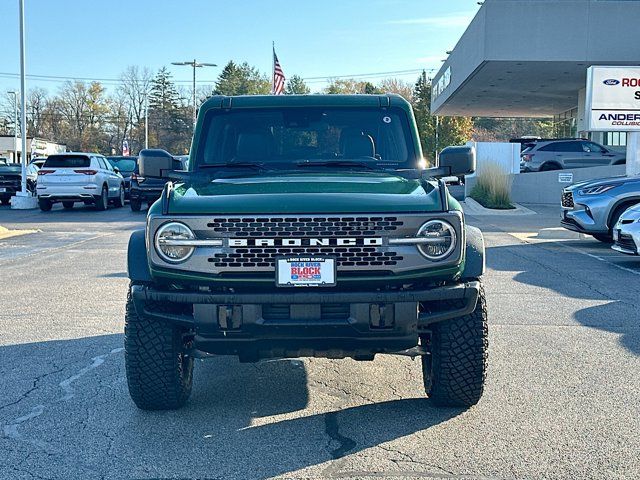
left=561, top=191, right=574, bottom=208
left=207, top=216, right=403, bottom=237
left=209, top=246, right=403, bottom=268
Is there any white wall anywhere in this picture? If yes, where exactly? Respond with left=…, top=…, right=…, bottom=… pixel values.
left=464, top=141, right=520, bottom=197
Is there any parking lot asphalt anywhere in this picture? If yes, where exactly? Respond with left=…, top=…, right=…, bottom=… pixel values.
left=0, top=202, right=639, bottom=480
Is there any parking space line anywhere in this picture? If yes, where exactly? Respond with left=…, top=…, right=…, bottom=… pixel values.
left=553, top=242, right=640, bottom=277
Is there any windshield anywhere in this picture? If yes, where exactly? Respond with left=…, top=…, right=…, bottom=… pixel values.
left=195, top=107, right=416, bottom=170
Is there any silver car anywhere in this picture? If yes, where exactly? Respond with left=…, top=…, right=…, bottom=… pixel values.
left=560, top=174, right=640, bottom=242
left=521, top=139, right=625, bottom=172
left=612, top=204, right=640, bottom=255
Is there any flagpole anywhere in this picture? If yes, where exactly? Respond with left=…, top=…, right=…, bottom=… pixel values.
left=271, top=41, right=275, bottom=95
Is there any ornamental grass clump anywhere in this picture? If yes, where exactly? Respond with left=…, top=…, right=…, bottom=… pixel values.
left=469, top=161, right=514, bottom=210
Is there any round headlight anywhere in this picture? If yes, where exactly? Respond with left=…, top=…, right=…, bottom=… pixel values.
left=155, top=222, right=195, bottom=263
left=416, top=220, right=456, bottom=260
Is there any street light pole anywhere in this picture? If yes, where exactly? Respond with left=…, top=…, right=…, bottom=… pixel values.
left=171, top=60, right=216, bottom=129
left=144, top=94, right=149, bottom=149
left=8, top=91, right=18, bottom=163
left=18, top=0, right=27, bottom=195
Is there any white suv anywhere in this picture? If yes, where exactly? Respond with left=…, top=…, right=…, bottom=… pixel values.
left=36, top=153, right=125, bottom=211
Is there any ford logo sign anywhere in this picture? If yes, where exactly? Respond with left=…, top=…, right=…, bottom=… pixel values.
left=603, top=79, right=620, bottom=86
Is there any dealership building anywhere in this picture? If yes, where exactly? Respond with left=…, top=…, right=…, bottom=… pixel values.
left=431, top=0, right=640, bottom=151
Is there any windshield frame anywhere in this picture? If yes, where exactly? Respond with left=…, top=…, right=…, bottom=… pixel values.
left=193, top=106, right=418, bottom=172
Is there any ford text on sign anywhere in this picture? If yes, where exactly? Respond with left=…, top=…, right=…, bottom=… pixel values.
left=586, top=66, right=640, bottom=131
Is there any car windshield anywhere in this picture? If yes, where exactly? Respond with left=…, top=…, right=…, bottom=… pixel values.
left=109, top=158, right=137, bottom=172
left=195, top=107, right=415, bottom=170
left=43, top=155, right=90, bottom=168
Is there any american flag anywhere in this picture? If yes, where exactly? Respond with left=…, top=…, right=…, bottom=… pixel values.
left=273, top=49, right=286, bottom=95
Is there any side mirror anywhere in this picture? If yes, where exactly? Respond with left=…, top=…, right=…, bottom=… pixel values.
left=113, top=166, right=120, bottom=174
left=138, top=149, right=175, bottom=178
left=438, top=146, right=476, bottom=176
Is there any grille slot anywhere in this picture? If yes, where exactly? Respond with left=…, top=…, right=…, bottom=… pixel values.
left=262, top=304, right=350, bottom=321
left=616, top=234, right=637, bottom=254
left=207, top=216, right=403, bottom=237
left=208, top=247, right=403, bottom=268
left=561, top=191, right=574, bottom=208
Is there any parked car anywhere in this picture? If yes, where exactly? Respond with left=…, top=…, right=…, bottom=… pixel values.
left=521, top=139, right=625, bottom=172
left=0, top=162, right=38, bottom=205
left=560, top=174, right=640, bottom=242
left=107, top=156, right=138, bottom=199
left=612, top=204, right=640, bottom=256
left=129, top=149, right=181, bottom=212
left=30, top=157, right=47, bottom=169
left=36, top=153, right=125, bottom=211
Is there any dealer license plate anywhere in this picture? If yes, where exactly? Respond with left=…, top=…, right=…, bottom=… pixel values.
left=613, top=229, right=620, bottom=241
left=0, top=188, right=6, bottom=192
left=276, top=257, right=336, bottom=287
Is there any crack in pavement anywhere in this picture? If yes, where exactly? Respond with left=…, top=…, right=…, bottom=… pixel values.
left=2, top=347, right=124, bottom=453
left=324, top=411, right=357, bottom=460
left=0, top=365, right=64, bottom=412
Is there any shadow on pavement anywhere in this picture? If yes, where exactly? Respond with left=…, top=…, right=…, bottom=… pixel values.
left=486, top=241, right=640, bottom=356
left=1, top=335, right=462, bottom=479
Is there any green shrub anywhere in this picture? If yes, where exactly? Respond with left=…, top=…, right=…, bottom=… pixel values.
left=469, top=161, right=514, bottom=210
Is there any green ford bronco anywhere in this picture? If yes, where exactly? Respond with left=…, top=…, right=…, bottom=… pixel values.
left=125, top=94, right=487, bottom=410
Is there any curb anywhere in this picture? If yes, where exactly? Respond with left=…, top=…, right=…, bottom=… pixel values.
left=461, top=197, right=537, bottom=216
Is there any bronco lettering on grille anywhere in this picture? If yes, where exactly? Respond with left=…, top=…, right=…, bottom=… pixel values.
left=228, top=237, right=383, bottom=247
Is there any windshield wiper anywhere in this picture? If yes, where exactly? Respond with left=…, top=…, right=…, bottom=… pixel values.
left=198, top=162, right=265, bottom=170
left=295, top=160, right=382, bottom=170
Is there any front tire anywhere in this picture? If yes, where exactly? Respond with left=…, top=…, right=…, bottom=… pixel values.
left=593, top=233, right=613, bottom=243
left=62, top=201, right=74, bottom=210
left=114, top=185, right=125, bottom=208
left=130, top=199, right=142, bottom=212
left=95, top=185, right=108, bottom=211
left=38, top=198, right=52, bottom=211
left=125, top=286, right=194, bottom=410
left=421, top=284, right=488, bottom=407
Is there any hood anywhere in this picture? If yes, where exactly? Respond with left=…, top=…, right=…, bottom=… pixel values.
left=0, top=165, right=22, bottom=176
left=569, top=174, right=636, bottom=191
left=167, top=171, right=444, bottom=214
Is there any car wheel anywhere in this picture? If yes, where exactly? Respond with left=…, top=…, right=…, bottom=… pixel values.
left=540, top=163, right=561, bottom=171
left=130, top=199, right=142, bottom=212
left=62, top=201, right=74, bottom=210
left=0, top=198, right=10, bottom=206
left=125, top=285, right=194, bottom=410
left=421, top=283, right=488, bottom=407
left=95, top=185, right=108, bottom=211
left=114, top=185, right=125, bottom=208
left=593, top=234, right=613, bottom=243
left=38, top=199, right=52, bottom=212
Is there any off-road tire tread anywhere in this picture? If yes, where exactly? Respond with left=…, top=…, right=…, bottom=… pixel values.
left=423, top=284, right=488, bottom=407
left=124, top=286, right=193, bottom=410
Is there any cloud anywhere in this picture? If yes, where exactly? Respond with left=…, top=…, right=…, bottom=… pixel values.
left=387, top=12, right=475, bottom=28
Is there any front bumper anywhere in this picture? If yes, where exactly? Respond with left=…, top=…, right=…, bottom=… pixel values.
left=561, top=192, right=614, bottom=235
left=131, top=281, right=480, bottom=360
left=612, top=226, right=640, bottom=255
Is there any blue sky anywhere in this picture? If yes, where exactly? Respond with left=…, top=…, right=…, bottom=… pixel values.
left=0, top=0, right=479, bottom=95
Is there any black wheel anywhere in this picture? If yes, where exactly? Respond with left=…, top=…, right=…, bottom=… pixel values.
left=421, top=284, right=488, bottom=407
left=125, top=286, right=194, bottom=410
left=0, top=198, right=10, bottom=206
left=114, top=185, right=125, bottom=208
left=130, top=199, right=142, bottom=212
left=593, top=233, right=613, bottom=243
left=62, top=201, right=74, bottom=210
left=38, top=198, right=52, bottom=212
left=540, top=163, right=561, bottom=171
left=95, top=185, right=108, bottom=211
left=607, top=204, right=630, bottom=237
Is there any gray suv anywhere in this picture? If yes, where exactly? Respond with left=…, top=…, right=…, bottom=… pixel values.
left=521, top=139, right=625, bottom=172
left=561, top=174, right=640, bottom=242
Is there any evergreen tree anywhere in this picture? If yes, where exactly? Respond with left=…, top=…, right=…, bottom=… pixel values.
left=148, top=67, right=190, bottom=153
left=213, top=61, right=270, bottom=96
left=285, top=75, right=310, bottom=95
